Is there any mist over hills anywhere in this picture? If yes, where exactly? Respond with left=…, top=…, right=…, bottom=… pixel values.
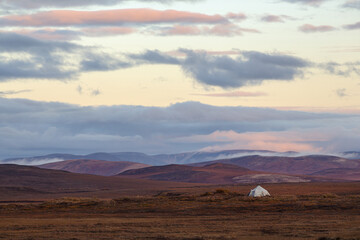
left=1, top=149, right=301, bottom=166
left=190, top=155, right=360, bottom=176
left=39, top=159, right=149, bottom=176
left=1, top=149, right=360, bottom=183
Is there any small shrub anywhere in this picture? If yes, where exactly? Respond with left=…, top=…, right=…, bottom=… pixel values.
left=201, top=192, right=213, bottom=197
left=215, top=189, right=230, bottom=195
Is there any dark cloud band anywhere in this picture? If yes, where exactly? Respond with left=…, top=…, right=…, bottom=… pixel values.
left=0, top=97, right=356, bottom=159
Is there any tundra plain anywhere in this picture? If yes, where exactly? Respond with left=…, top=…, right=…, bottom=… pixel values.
left=1, top=182, right=360, bottom=240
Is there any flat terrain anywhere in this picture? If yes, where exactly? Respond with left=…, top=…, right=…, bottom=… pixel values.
left=1, top=182, right=360, bottom=240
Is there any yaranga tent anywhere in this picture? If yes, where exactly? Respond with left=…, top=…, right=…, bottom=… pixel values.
left=248, top=185, right=270, bottom=197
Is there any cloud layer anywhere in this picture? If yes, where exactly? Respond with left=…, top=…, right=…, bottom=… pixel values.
left=0, top=0, right=200, bottom=9
left=0, top=97, right=358, bottom=159
left=299, top=24, right=336, bottom=33
left=0, top=9, right=225, bottom=27
left=2, top=32, right=357, bottom=89
left=281, top=0, right=327, bottom=6
left=0, top=32, right=131, bottom=81
left=131, top=49, right=310, bottom=88
left=342, top=0, right=360, bottom=10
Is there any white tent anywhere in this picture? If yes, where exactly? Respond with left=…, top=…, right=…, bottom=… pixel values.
left=248, top=185, right=270, bottom=197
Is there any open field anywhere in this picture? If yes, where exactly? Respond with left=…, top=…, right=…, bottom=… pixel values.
left=1, top=182, right=360, bottom=240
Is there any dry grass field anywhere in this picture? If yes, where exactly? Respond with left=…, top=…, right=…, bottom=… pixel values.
left=0, top=182, right=360, bottom=240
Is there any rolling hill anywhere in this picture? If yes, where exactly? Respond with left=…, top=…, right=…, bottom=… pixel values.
left=190, top=155, right=360, bottom=176
left=38, top=159, right=149, bottom=176
left=0, top=164, right=200, bottom=200
left=119, top=163, right=321, bottom=184
left=310, top=168, right=360, bottom=181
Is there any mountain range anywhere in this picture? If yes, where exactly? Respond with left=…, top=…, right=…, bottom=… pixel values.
left=1, top=149, right=303, bottom=166
left=1, top=150, right=359, bottom=190
left=190, top=155, right=360, bottom=176
left=39, top=159, right=149, bottom=176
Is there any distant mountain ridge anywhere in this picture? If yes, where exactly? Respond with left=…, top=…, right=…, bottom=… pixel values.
left=1, top=149, right=298, bottom=166
left=190, top=155, right=360, bottom=177
left=38, top=159, right=150, bottom=176
left=2, top=150, right=360, bottom=182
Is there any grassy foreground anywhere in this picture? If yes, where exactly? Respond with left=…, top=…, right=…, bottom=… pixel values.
left=0, top=188, right=360, bottom=240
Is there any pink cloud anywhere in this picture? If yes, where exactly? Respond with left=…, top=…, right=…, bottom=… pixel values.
left=299, top=24, right=336, bottom=33
left=261, top=15, right=284, bottom=23
left=226, top=12, right=247, bottom=21
left=174, top=130, right=326, bottom=153
left=161, top=24, right=260, bottom=36
left=0, top=9, right=227, bottom=27
left=194, top=91, right=267, bottom=97
left=163, top=25, right=202, bottom=35
left=283, top=0, right=327, bottom=6
left=82, top=27, right=135, bottom=36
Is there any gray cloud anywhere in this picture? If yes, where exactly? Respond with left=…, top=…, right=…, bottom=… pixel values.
left=80, top=52, right=132, bottom=72
left=182, top=50, right=310, bottom=87
left=0, top=32, right=131, bottom=81
left=320, top=61, right=360, bottom=77
left=281, top=0, right=327, bottom=6
left=336, top=88, right=347, bottom=97
left=342, top=0, right=360, bottom=10
left=0, top=32, right=79, bottom=80
left=343, top=21, right=360, bottom=30
left=0, top=97, right=357, bottom=159
left=0, top=33, right=354, bottom=87
left=91, top=89, right=101, bottom=96
left=131, top=49, right=310, bottom=88
left=128, top=50, right=181, bottom=65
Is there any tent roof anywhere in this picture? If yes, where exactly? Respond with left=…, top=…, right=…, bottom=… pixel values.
left=248, top=185, right=270, bottom=197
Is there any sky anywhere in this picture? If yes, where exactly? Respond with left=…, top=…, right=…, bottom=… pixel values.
left=0, top=0, right=359, bottom=159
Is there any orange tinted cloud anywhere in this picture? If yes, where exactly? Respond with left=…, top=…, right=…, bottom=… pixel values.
left=0, top=9, right=227, bottom=27
left=161, top=24, right=259, bottom=36
left=174, top=130, right=327, bottom=153
left=261, top=15, right=284, bottom=23
left=82, top=27, right=135, bottom=36
left=226, top=12, right=247, bottom=21
left=299, top=24, right=336, bottom=33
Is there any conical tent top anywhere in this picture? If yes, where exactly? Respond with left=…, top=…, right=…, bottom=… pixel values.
left=248, top=185, right=270, bottom=197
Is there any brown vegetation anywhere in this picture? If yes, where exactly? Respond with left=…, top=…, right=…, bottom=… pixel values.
left=119, top=163, right=323, bottom=184
left=0, top=183, right=360, bottom=239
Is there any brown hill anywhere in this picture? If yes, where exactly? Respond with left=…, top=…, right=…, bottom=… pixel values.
left=119, top=163, right=318, bottom=184
left=310, top=168, right=360, bottom=181
left=191, top=155, right=360, bottom=175
left=38, top=159, right=149, bottom=176
left=0, top=164, right=200, bottom=201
